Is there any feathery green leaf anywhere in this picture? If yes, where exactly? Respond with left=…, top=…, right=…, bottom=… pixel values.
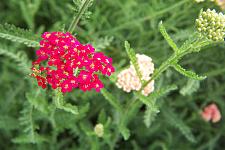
left=0, top=45, right=31, bottom=74
left=0, top=23, right=40, bottom=47
left=53, top=89, right=78, bottom=115
left=180, top=79, right=200, bottom=96
left=163, top=107, right=196, bottom=143
left=124, top=41, right=142, bottom=81
left=173, top=63, right=206, bottom=80
left=159, top=21, right=179, bottom=53
left=101, top=88, right=123, bottom=112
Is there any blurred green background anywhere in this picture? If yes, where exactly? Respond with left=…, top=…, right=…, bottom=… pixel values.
left=0, top=0, right=225, bottom=149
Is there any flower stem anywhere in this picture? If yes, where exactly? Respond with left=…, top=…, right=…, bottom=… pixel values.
left=68, top=0, right=91, bottom=33
left=141, top=53, right=177, bottom=90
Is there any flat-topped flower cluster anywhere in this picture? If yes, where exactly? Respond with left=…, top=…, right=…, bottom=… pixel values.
left=31, top=32, right=115, bottom=93
left=116, top=54, right=154, bottom=96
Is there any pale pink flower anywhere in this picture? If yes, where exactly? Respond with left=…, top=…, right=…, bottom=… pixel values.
left=215, top=0, right=225, bottom=10
left=201, top=103, right=221, bottom=123
left=116, top=54, right=154, bottom=96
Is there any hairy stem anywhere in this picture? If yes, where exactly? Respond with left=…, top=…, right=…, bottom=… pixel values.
left=68, top=0, right=91, bottom=33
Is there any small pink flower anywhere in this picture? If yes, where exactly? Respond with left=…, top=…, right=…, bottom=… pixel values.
left=201, top=103, right=221, bottom=123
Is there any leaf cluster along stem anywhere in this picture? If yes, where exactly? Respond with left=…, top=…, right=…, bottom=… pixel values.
left=68, top=0, right=92, bottom=33
left=141, top=36, right=211, bottom=90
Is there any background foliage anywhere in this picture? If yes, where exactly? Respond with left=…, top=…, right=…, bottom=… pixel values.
left=0, top=0, right=225, bottom=149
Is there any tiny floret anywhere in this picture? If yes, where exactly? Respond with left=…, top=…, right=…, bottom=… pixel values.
left=116, top=54, right=154, bottom=96
left=31, top=32, right=115, bottom=93
left=196, top=9, right=225, bottom=41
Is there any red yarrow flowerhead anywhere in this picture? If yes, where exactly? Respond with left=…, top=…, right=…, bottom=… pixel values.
left=31, top=31, right=115, bottom=93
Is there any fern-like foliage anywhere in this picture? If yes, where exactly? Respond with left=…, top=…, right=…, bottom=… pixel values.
left=101, top=88, right=123, bottom=112
left=136, top=85, right=177, bottom=107
left=0, top=23, right=40, bottom=47
left=13, top=102, right=46, bottom=144
left=92, top=36, right=114, bottom=51
left=53, top=89, right=78, bottom=115
left=72, top=0, right=93, bottom=20
left=159, top=21, right=179, bottom=53
left=124, top=41, right=143, bottom=82
left=173, top=63, right=206, bottom=80
left=68, top=0, right=93, bottom=33
left=0, top=45, right=31, bottom=74
left=136, top=85, right=177, bottom=127
left=26, top=88, right=49, bottom=114
left=144, top=105, right=159, bottom=128
left=119, top=99, right=142, bottom=140
left=19, top=0, right=42, bottom=29
left=163, top=107, right=196, bottom=143
left=180, top=79, right=200, bottom=96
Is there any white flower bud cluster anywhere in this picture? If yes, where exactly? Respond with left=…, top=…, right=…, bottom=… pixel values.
left=94, top=123, right=104, bottom=137
left=196, top=9, right=225, bottom=41
left=194, top=0, right=206, bottom=3
left=194, top=0, right=215, bottom=3
left=116, top=54, right=154, bottom=96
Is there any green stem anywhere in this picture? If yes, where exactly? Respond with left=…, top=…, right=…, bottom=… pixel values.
left=68, top=0, right=91, bottom=33
left=141, top=53, right=177, bottom=90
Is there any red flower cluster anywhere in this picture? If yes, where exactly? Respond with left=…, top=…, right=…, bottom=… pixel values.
left=31, top=32, right=115, bottom=93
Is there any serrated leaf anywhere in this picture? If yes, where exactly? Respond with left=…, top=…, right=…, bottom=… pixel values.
left=92, top=36, right=113, bottom=51
left=98, top=109, right=107, bottom=124
left=135, top=85, right=177, bottom=107
left=163, top=107, right=196, bottom=143
left=26, top=89, right=48, bottom=114
left=0, top=45, right=31, bottom=74
left=101, top=88, right=122, bottom=112
left=173, top=63, right=206, bottom=80
left=119, top=99, right=142, bottom=140
left=62, top=103, right=79, bottom=115
left=18, top=102, right=40, bottom=144
left=54, top=90, right=78, bottom=115
left=124, top=41, right=143, bottom=81
left=159, top=21, right=179, bottom=53
left=144, top=105, right=160, bottom=128
left=12, top=134, right=47, bottom=144
left=119, top=126, right=130, bottom=140
left=180, top=79, right=200, bottom=96
left=0, top=23, right=40, bottom=47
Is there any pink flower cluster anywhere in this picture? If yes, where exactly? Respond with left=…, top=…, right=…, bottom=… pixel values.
left=31, top=32, right=115, bottom=93
left=116, top=54, right=154, bottom=96
left=201, top=103, right=221, bottom=123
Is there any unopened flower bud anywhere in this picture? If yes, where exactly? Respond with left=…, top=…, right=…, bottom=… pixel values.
left=94, top=123, right=104, bottom=137
left=196, top=9, right=225, bottom=41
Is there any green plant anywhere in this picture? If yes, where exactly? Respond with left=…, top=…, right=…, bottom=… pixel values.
left=0, top=0, right=224, bottom=149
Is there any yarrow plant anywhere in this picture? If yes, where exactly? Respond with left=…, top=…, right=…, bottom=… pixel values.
left=31, top=31, right=115, bottom=93
left=0, top=0, right=225, bottom=149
